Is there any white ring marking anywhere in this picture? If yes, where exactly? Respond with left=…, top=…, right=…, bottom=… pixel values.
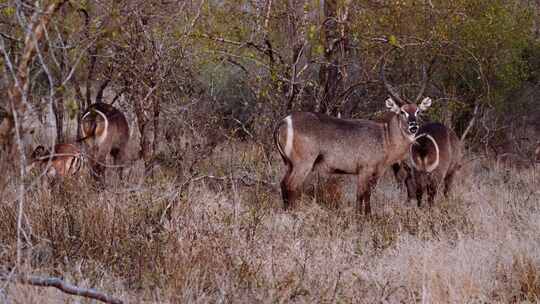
left=81, top=111, right=92, bottom=138
left=94, top=109, right=109, bottom=146
left=410, top=133, right=440, bottom=173
left=424, top=134, right=440, bottom=173
left=284, top=116, right=293, bottom=158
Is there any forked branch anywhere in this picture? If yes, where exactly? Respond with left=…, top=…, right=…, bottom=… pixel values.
left=0, top=272, right=123, bottom=304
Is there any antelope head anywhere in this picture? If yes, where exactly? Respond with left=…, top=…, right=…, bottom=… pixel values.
left=385, top=97, right=432, bottom=137
left=380, top=54, right=433, bottom=138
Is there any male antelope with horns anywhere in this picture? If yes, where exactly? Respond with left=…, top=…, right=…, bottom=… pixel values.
left=274, top=58, right=433, bottom=214
left=405, top=122, right=463, bottom=206
left=79, top=102, right=129, bottom=180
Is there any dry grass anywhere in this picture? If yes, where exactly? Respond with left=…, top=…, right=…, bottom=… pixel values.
left=1, top=139, right=540, bottom=303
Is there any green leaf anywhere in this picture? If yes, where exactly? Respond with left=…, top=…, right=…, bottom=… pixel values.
left=388, top=35, right=398, bottom=47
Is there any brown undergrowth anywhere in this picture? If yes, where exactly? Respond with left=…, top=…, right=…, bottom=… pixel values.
left=0, top=140, right=539, bottom=303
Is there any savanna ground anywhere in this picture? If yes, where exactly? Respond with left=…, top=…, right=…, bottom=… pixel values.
left=1, top=137, right=539, bottom=303
left=3, top=0, right=540, bottom=303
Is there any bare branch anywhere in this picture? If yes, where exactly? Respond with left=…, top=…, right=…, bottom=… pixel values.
left=461, top=102, right=480, bottom=142
left=0, top=273, right=123, bottom=304
left=95, top=79, right=111, bottom=104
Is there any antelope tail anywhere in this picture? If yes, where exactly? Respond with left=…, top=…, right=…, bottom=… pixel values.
left=274, top=119, right=287, bottom=162
left=275, top=116, right=294, bottom=163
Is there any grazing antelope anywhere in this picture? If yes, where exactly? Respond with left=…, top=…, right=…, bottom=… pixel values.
left=28, top=143, right=83, bottom=179
left=80, top=102, right=129, bottom=180
left=274, top=63, right=433, bottom=214
left=405, top=122, right=463, bottom=206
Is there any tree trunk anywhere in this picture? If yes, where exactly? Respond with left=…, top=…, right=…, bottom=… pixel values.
left=318, top=0, right=348, bottom=115
left=53, top=96, right=64, bottom=142
left=133, top=92, right=155, bottom=166
left=54, top=46, right=66, bottom=143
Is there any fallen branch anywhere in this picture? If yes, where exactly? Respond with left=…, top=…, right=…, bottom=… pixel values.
left=0, top=273, right=123, bottom=304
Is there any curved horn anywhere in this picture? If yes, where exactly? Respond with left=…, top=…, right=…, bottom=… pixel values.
left=380, top=50, right=405, bottom=105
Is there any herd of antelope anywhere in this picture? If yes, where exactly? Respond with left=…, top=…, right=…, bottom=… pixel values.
left=275, top=60, right=463, bottom=214
left=26, top=102, right=130, bottom=183
left=2, top=58, right=537, bottom=215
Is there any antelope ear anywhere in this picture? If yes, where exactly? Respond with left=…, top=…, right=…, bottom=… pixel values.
left=419, top=97, right=432, bottom=111
left=385, top=98, right=400, bottom=114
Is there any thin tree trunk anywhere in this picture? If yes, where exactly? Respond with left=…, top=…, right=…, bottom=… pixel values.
left=55, top=53, right=65, bottom=142
left=318, top=0, right=348, bottom=115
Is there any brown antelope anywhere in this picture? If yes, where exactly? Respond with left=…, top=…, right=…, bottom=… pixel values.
left=405, top=122, right=463, bottom=206
left=28, top=143, right=83, bottom=179
left=274, top=63, right=433, bottom=214
left=80, top=102, right=129, bottom=180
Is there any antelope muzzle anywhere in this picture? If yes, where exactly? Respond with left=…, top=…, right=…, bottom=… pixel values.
left=408, top=120, right=419, bottom=134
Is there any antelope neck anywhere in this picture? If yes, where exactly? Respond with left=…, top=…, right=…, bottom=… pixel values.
left=396, top=114, right=416, bottom=143
left=382, top=114, right=415, bottom=154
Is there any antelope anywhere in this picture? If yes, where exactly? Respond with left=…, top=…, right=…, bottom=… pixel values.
left=79, top=102, right=129, bottom=180
left=274, top=60, right=433, bottom=214
left=28, top=143, right=83, bottom=179
left=405, top=122, right=463, bottom=206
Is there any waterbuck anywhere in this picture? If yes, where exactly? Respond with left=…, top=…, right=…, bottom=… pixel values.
left=274, top=62, right=433, bottom=214
left=405, top=122, right=463, bottom=206
left=80, top=102, right=129, bottom=180
left=28, top=143, right=83, bottom=179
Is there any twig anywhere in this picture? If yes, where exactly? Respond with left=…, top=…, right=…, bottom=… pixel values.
left=0, top=273, right=123, bottom=304
left=461, top=102, right=480, bottom=141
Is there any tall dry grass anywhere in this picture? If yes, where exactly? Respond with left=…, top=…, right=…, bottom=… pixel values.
left=0, top=140, right=539, bottom=303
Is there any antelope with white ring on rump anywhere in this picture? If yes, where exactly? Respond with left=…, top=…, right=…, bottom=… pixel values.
left=404, top=122, right=463, bottom=207
left=274, top=59, right=433, bottom=215
left=80, top=102, right=130, bottom=181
